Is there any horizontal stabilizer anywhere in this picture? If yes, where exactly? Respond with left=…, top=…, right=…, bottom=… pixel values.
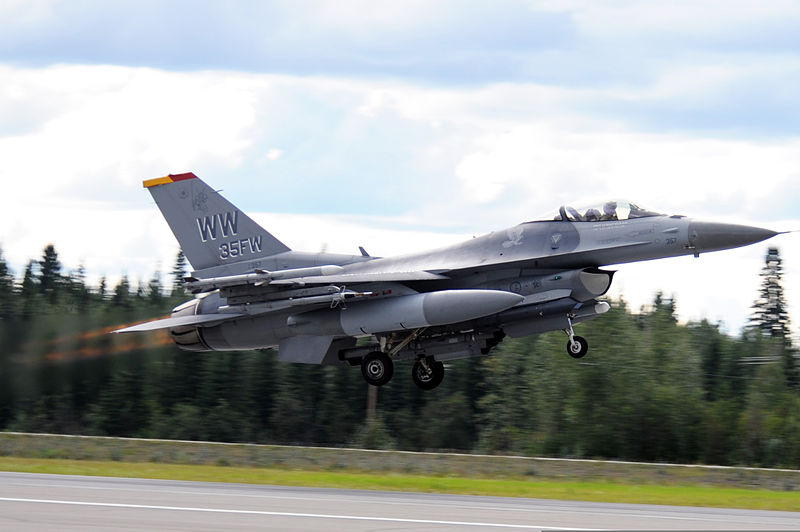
left=113, top=312, right=244, bottom=333
left=270, top=271, right=447, bottom=286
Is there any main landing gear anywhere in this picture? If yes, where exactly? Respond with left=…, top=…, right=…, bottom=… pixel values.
left=411, top=357, right=444, bottom=391
left=361, top=351, right=394, bottom=386
left=361, top=327, right=444, bottom=390
left=360, top=352, right=446, bottom=390
left=360, top=328, right=446, bottom=390
left=563, top=316, right=588, bottom=359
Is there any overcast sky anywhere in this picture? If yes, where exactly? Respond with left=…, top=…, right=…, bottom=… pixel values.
left=1, top=0, right=798, bottom=335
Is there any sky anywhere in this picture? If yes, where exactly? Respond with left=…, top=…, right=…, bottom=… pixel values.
left=1, top=0, right=799, bottom=335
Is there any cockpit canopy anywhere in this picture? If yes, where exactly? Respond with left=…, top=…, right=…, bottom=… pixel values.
left=539, top=200, right=662, bottom=222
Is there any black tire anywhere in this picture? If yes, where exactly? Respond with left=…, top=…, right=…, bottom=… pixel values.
left=411, top=358, right=445, bottom=390
left=361, top=351, right=394, bottom=386
left=566, top=336, right=589, bottom=359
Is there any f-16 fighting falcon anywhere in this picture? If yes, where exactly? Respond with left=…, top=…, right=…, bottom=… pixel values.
left=116, top=172, right=779, bottom=390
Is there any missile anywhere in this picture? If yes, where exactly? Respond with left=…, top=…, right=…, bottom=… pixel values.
left=574, top=301, right=611, bottom=320
left=218, top=288, right=374, bottom=314
left=257, top=264, right=344, bottom=281
left=287, top=289, right=524, bottom=336
left=185, top=264, right=344, bottom=292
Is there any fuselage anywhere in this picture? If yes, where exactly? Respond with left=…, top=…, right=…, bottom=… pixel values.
left=173, top=212, right=775, bottom=355
left=118, top=172, right=781, bottom=389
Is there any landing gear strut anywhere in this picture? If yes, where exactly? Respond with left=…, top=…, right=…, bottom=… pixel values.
left=359, top=328, right=428, bottom=387
left=563, top=317, right=588, bottom=359
left=411, top=357, right=445, bottom=390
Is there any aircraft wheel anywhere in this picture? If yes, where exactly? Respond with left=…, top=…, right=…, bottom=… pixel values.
left=361, top=351, right=394, bottom=386
left=411, top=358, right=444, bottom=390
left=566, top=336, right=588, bottom=359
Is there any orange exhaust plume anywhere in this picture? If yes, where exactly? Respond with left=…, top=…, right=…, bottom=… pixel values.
left=18, top=316, right=177, bottom=364
left=46, top=315, right=170, bottom=346
left=44, top=330, right=173, bottom=362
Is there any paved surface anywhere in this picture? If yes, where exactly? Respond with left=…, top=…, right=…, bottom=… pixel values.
left=0, top=472, right=797, bottom=531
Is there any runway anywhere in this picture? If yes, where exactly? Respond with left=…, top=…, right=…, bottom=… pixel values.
left=0, top=472, right=797, bottom=531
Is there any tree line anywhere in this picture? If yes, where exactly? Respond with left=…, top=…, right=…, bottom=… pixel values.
left=0, top=244, right=798, bottom=467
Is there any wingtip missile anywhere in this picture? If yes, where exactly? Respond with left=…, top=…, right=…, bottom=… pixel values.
left=186, top=264, right=346, bottom=292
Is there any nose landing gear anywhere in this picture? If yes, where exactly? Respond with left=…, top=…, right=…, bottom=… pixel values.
left=563, top=317, right=588, bottom=359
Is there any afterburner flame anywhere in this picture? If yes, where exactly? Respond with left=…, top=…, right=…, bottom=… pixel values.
left=25, top=316, right=174, bottom=363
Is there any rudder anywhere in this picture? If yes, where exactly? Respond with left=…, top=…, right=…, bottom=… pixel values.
left=143, top=172, right=290, bottom=270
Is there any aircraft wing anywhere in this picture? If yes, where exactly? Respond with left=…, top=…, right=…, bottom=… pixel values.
left=113, top=312, right=245, bottom=333
left=442, top=241, right=654, bottom=276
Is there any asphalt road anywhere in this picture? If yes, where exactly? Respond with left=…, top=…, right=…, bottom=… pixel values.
left=0, top=472, right=797, bottom=531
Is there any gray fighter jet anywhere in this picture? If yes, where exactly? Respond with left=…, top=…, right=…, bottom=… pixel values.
left=116, top=172, right=779, bottom=390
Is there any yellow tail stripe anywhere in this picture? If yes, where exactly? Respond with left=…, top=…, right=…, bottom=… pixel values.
left=142, top=176, right=174, bottom=188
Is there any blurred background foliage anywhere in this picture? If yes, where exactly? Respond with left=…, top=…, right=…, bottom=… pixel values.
left=0, top=244, right=797, bottom=468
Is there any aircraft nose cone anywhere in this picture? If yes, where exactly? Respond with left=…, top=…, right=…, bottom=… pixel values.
left=689, top=221, right=777, bottom=253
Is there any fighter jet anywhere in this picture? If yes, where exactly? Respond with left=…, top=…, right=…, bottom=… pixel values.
left=116, top=172, right=779, bottom=390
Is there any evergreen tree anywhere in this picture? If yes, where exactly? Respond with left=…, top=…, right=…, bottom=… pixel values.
left=19, top=260, right=39, bottom=319
left=749, top=247, right=797, bottom=388
left=112, top=275, right=131, bottom=308
left=0, top=250, right=14, bottom=320
left=67, top=265, right=90, bottom=312
left=38, top=244, right=62, bottom=304
left=97, top=369, right=147, bottom=436
left=694, top=320, right=724, bottom=401
left=477, top=338, right=539, bottom=454
left=242, top=350, right=279, bottom=441
left=135, top=279, right=146, bottom=301
left=750, top=247, right=791, bottom=340
left=147, top=271, right=164, bottom=306
left=98, top=276, right=107, bottom=301
left=170, top=249, right=188, bottom=296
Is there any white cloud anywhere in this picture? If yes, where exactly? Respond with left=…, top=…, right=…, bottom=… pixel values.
left=452, top=123, right=800, bottom=220
left=0, top=66, right=258, bottom=198
left=265, top=148, right=283, bottom=160
left=535, top=0, right=800, bottom=43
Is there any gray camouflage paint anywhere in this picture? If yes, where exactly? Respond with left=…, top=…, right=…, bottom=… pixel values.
left=119, top=173, right=777, bottom=379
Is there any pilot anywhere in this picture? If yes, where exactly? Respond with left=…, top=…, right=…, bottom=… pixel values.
left=601, top=201, right=618, bottom=221
left=584, top=208, right=600, bottom=222
left=567, top=206, right=583, bottom=221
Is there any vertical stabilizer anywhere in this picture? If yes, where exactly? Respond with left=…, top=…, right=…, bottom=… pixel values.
left=143, top=173, right=290, bottom=270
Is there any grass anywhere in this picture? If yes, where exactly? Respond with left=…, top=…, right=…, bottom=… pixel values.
left=1, top=456, right=798, bottom=512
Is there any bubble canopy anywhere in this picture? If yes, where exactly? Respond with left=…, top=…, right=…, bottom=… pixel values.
left=536, top=200, right=663, bottom=222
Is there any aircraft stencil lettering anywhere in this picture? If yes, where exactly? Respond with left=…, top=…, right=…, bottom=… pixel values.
left=196, top=211, right=239, bottom=242
left=117, top=173, right=782, bottom=390
left=219, top=235, right=263, bottom=260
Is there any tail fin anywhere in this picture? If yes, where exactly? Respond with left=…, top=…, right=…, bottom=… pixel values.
left=143, top=172, right=290, bottom=270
